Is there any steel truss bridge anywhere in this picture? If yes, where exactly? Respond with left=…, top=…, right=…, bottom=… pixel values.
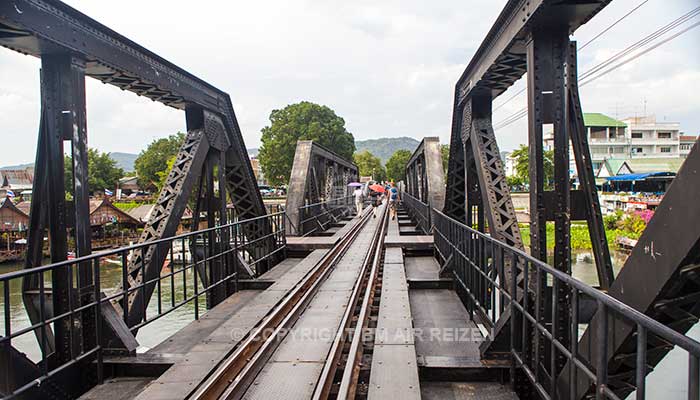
left=1, top=0, right=699, bottom=399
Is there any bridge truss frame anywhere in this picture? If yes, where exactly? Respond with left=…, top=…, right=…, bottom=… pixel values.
left=0, top=0, right=276, bottom=389
left=436, top=0, right=700, bottom=397
left=285, top=140, right=358, bottom=236
left=404, top=137, right=446, bottom=234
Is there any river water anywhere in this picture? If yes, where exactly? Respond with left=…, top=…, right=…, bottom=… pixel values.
left=1, top=250, right=698, bottom=397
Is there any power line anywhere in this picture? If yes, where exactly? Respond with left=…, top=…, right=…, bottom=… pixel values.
left=579, top=0, right=650, bottom=51
left=493, top=8, right=700, bottom=130
left=492, top=0, right=651, bottom=112
left=579, top=20, right=700, bottom=87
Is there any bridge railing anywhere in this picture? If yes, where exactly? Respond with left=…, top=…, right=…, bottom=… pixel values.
left=298, top=195, right=353, bottom=236
left=432, top=209, right=700, bottom=399
left=0, top=211, right=286, bottom=398
left=401, top=192, right=431, bottom=234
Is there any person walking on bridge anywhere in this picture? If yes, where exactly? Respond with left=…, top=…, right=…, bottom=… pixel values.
left=353, top=186, right=364, bottom=218
left=369, top=188, right=381, bottom=218
left=388, top=182, right=400, bottom=220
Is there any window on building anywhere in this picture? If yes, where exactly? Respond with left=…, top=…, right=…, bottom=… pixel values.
left=613, top=146, right=625, bottom=154
left=658, top=132, right=672, bottom=139
left=633, top=147, right=643, bottom=154
left=681, top=144, right=691, bottom=150
left=631, top=132, right=643, bottom=139
left=660, top=147, right=671, bottom=153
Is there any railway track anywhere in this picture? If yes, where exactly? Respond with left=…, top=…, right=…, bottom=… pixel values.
left=190, top=204, right=390, bottom=400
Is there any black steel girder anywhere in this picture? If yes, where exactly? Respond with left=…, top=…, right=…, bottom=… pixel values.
left=455, top=0, right=611, bottom=104
left=0, top=0, right=267, bottom=224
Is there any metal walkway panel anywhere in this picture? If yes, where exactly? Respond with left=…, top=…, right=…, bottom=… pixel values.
left=410, top=289, right=481, bottom=360
left=368, top=345, right=421, bottom=399
left=369, top=238, right=421, bottom=400
left=242, top=362, right=323, bottom=400
left=421, top=382, right=518, bottom=400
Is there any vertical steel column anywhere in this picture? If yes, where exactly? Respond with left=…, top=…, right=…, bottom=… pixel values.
left=551, top=32, right=572, bottom=384
left=205, top=155, right=220, bottom=308
left=526, top=31, right=549, bottom=264
left=66, top=57, right=97, bottom=354
left=527, top=29, right=572, bottom=388
left=36, top=54, right=74, bottom=363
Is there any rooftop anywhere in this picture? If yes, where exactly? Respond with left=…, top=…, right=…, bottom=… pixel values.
left=583, top=113, right=626, bottom=128
left=622, top=157, right=685, bottom=174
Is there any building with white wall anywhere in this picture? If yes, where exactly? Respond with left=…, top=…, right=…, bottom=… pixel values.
left=680, top=135, right=698, bottom=158
left=621, top=115, right=681, bottom=159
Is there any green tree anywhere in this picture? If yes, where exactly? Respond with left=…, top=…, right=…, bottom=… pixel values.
left=64, top=148, right=125, bottom=195
left=156, top=154, right=178, bottom=191
left=385, top=149, right=412, bottom=183
left=441, top=144, right=449, bottom=175
left=134, top=132, right=185, bottom=191
left=353, top=150, right=386, bottom=181
left=258, top=102, right=356, bottom=186
left=510, top=144, right=554, bottom=189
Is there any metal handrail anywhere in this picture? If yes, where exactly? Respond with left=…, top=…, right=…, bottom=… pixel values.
left=401, top=192, right=431, bottom=233
left=0, top=211, right=286, bottom=399
left=297, top=195, right=353, bottom=235
left=432, top=209, right=700, bottom=399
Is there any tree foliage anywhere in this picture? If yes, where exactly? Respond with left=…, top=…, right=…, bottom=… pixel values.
left=134, top=132, right=185, bottom=191
left=64, top=148, right=125, bottom=195
left=353, top=151, right=386, bottom=182
left=156, top=155, right=178, bottom=192
left=510, top=144, right=554, bottom=189
left=258, top=102, right=356, bottom=186
left=385, top=149, right=412, bottom=183
left=441, top=144, right=449, bottom=175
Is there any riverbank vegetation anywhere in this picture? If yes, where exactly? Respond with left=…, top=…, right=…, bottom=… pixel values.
left=519, top=210, right=651, bottom=251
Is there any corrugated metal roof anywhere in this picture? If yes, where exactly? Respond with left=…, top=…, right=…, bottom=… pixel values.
left=604, top=158, right=628, bottom=175
left=583, top=113, right=626, bottom=128
left=622, top=158, right=685, bottom=174
left=0, top=169, right=34, bottom=188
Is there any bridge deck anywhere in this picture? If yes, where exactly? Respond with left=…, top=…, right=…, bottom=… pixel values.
left=81, top=208, right=517, bottom=399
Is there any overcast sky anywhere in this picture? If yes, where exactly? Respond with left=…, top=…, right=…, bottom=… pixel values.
left=1, top=0, right=698, bottom=166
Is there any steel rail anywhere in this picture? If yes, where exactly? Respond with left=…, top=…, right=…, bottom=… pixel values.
left=336, top=204, right=389, bottom=399
left=312, top=203, right=389, bottom=400
left=188, top=206, right=374, bottom=400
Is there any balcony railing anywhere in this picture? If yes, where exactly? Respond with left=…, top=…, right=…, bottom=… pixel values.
left=432, top=209, right=700, bottom=399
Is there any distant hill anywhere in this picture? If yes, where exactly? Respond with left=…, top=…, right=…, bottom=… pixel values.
left=355, top=137, right=421, bottom=165
left=0, top=162, right=34, bottom=170
left=110, top=152, right=139, bottom=172
left=1, top=153, right=138, bottom=172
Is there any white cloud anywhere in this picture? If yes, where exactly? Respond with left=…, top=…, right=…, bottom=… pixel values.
left=0, top=0, right=698, bottom=165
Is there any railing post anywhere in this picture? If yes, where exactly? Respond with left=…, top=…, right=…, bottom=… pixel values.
left=689, top=354, right=699, bottom=400
left=596, top=301, right=608, bottom=400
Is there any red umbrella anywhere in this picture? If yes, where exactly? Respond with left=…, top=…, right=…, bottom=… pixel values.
left=369, top=184, right=386, bottom=193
